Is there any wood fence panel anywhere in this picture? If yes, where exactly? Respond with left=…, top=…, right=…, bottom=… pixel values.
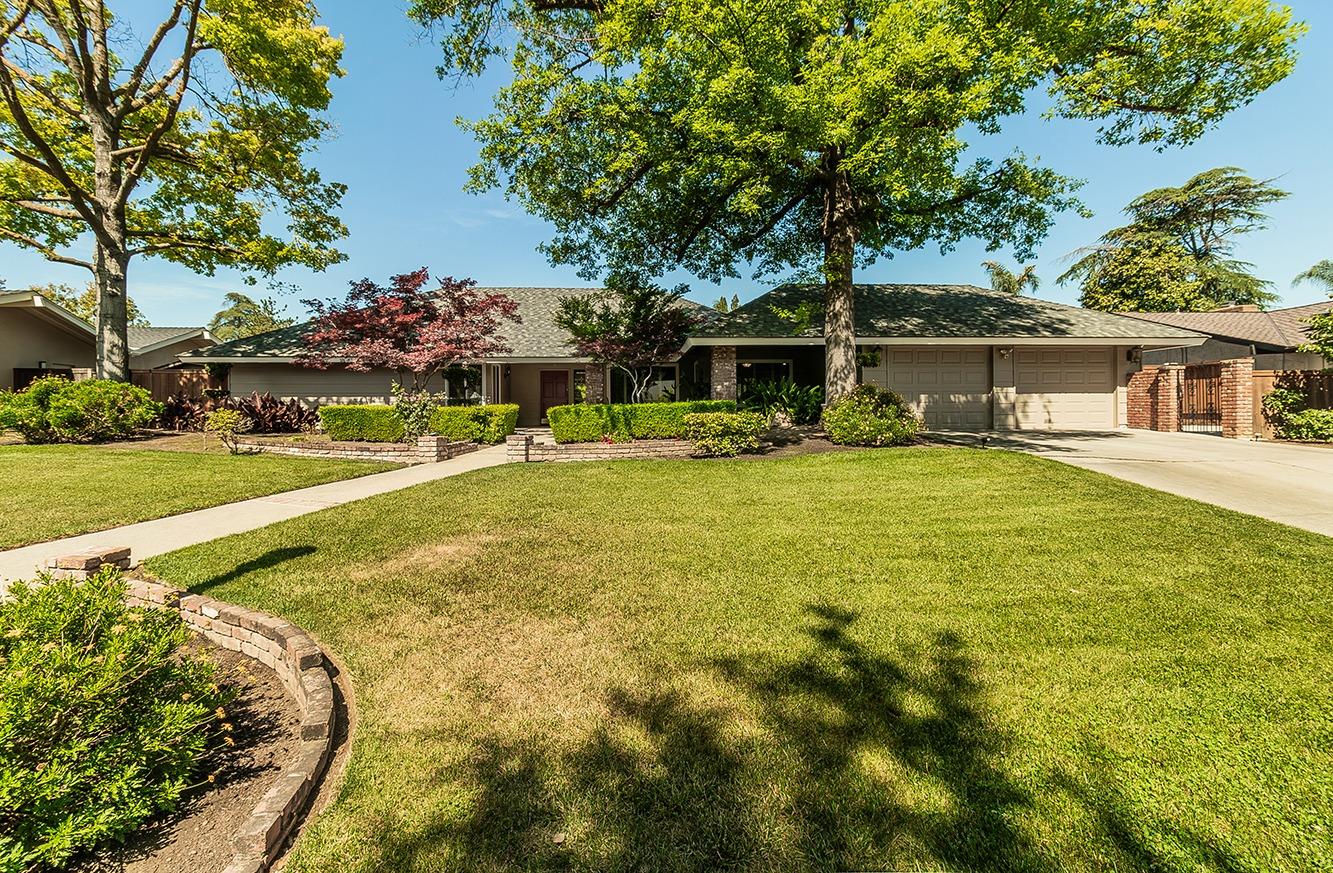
left=1252, top=369, right=1333, bottom=439
left=131, top=369, right=224, bottom=401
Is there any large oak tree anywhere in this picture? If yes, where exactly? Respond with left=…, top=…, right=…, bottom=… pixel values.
left=414, top=0, right=1303, bottom=398
left=0, top=1, right=347, bottom=380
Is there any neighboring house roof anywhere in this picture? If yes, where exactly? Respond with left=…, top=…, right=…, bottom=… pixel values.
left=686, top=284, right=1206, bottom=346
left=1122, top=302, right=1330, bottom=351
left=0, top=290, right=210, bottom=353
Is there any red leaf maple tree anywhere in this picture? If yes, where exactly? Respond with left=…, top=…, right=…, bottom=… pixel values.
left=298, top=269, right=521, bottom=391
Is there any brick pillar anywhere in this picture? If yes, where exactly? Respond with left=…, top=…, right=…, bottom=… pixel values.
left=584, top=366, right=606, bottom=403
left=1156, top=364, right=1184, bottom=432
left=710, top=346, right=737, bottom=401
left=1126, top=366, right=1158, bottom=430
left=47, top=546, right=131, bottom=579
left=1219, top=357, right=1254, bottom=439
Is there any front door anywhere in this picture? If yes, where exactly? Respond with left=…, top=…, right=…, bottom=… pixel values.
left=539, top=370, right=569, bottom=423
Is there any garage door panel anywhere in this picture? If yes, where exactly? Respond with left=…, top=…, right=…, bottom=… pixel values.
left=867, top=345, right=992, bottom=431
left=1013, top=346, right=1115, bottom=430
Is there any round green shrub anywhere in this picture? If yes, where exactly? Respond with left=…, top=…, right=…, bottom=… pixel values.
left=0, top=568, right=231, bottom=870
left=0, top=377, right=160, bottom=444
left=821, top=385, right=921, bottom=446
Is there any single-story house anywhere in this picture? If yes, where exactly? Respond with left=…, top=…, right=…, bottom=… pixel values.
left=0, top=289, right=215, bottom=390
left=1121, top=302, right=1329, bottom=370
left=182, top=283, right=1206, bottom=431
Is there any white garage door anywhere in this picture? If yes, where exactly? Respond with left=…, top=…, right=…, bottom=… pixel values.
left=863, top=346, right=991, bottom=430
left=1013, top=347, right=1116, bottom=430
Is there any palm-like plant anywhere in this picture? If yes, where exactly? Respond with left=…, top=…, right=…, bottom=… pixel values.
left=981, top=261, right=1040, bottom=295
left=1293, top=260, right=1333, bottom=292
left=1293, top=260, right=1333, bottom=362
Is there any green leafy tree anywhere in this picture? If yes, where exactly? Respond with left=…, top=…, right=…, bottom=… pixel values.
left=1062, top=167, right=1286, bottom=311
left=981, top=261, right=1039, bottom=296
left=207, top=292, right=295, bottom=342
left=33, top=281, right=147, bottom=326
left=1294, top=260, right=1333, bottom=362
left=712, top=296, right=729, bottom=313
left=0, top=1, right=348, bottom=381
left=412, top=0, right=1302, bottom=398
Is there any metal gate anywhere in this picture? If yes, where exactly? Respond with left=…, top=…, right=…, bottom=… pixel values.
left=1179, top=364, right=1222, bottom=434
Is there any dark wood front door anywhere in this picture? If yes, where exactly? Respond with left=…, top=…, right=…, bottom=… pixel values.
left=539, top=370, right=569, bottom=422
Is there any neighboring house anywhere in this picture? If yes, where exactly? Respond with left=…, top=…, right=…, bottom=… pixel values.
left=1122, top=303, right=1330, bottom=370
left=0, top=290, right=214, bottom=390
left=184, top=283, right=1205, bottom=431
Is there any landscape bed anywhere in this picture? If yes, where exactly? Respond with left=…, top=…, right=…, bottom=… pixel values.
left=145, top=448, right=1333, bottom=872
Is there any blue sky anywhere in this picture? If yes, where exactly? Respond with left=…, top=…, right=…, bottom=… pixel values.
left=4, top=1, right=1331, bottom=327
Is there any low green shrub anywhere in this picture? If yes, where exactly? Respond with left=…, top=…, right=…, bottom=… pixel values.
left=0, top=568, right=231, bottom=870
left=204, top=408, right=252, bottom=454
left=1263, top=387, right=1333, bottom=442
left=0, top=377, right=160, bottom=443
left=740, top=379, right=824, bottom=425
left=683, top=411, right=769, bottom=457
left=821, top=385, right=921, bottom=446
left=319, top=404, right=406, bottom=442
left=547, top=400, right=737, bottom=443
left=428, top=404, right=521, bottom=444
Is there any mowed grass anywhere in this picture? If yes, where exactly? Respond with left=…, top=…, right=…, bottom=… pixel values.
left=147, top=448, right=1333, bottom=872
left=0, top=445, right=397, bottom=548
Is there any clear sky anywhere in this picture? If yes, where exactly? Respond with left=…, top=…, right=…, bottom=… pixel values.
left=3, top=1, right=1331, bottom=327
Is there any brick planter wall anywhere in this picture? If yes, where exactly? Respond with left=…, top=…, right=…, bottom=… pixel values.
left=506, top=433, right=695, bottom=462
left=1220, top=357, right=1254, bottom=439
left=235, top=435, right=480, bottom=465
left=47, top=548, right=339, bottom=873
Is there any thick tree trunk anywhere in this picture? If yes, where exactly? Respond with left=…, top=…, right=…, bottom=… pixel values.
left=94, top=241, right=131, bottom=381
left=823, top=167, right=858, bottom=401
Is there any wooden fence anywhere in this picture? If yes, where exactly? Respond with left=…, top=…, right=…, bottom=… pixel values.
left=1253, top=369, right=1333, bottom=439
left=130, top=369, right=226, bottom=401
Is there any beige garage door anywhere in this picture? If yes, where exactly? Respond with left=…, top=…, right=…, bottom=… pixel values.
left=1013, top=347, right=1115, bottom=429
left=867, top=346, right=991, bottom=430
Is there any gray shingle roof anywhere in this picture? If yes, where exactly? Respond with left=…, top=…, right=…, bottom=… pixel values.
left=691, top=284, right=1206, bottom=341
left=127, top=326, right=205, bottom=351
left=1123, top=301, right=1331, bottom=350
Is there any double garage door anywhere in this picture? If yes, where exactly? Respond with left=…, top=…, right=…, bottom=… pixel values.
left=862, top=345, right=1116, bottom=431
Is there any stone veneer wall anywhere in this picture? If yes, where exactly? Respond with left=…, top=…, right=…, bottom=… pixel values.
left=710, top=346, right=737, bottom=401
left=584, top=366, right=606, bottom=403
left=506, top=433, right=695, bottom=462
left=234, top=435, right=479, bottom=465
left=47, top=547, right=339, bottom=873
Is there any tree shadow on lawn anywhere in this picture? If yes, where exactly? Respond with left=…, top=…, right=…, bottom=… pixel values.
left=368, top=605, right=1240, bottom=872
left=193, top=545, right=317, bottom=593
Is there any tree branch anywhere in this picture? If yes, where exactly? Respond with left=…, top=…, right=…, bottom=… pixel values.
left=116, top=0, right=186, bottom=103
left=0, top=226, right=93, bottom=270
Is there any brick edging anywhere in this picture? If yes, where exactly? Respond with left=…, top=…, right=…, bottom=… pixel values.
left=505, top=434, right=696, bottom=462
left=234, top=435, right=481, bottom=465
left=123, top=577, right=337, bottom=873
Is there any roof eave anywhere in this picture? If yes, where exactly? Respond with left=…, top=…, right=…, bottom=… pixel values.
left=681, top=335, right=1207, bottom=351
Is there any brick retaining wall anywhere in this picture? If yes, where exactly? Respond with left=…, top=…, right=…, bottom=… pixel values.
left=506, top=433, right=695, bottom=462
left=48, top=548, right=339, bottom=873
left=235, top=435, right=480, bottom=465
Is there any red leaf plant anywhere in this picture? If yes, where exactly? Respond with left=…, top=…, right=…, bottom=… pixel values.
left=298, top=269, right=521, bottom=391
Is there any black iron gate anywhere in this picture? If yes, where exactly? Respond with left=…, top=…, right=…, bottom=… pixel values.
left=1179, top=363, right=1222, bottom=434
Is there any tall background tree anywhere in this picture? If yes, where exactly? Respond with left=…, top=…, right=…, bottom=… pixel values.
left=32, top=281, right=146, bottom=325
left=981, top=262, right=1039, bottom=296
left=554, top=280, right=702, bottom=403
left=0, top=1, right=348, bottom=381
left=1062, top=167, right=1287, bottom=312
left=413, top=0, right=1302, bottom=398
left=208, top=292, right=294, bottom=342
left=298, top=270, right=521, bottom=392
left=1294, top=260, right=1333, bottom=361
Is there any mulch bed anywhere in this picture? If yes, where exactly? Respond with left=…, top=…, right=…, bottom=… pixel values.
left=76, top=636, right=303, bottom=873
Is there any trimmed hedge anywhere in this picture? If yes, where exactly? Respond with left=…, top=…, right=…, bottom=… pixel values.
left=428, top=404, right=520, bottom=444
left=319, top=405, right=406, bottom=442
left=683, top=411, right=769, bottom=457
left=548, top=400, right=737, bottom=443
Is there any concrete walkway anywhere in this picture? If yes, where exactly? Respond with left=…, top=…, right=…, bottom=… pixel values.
left=0, top=444, right=509, bottom=585
left=943, top=429, right=1333, bottom=537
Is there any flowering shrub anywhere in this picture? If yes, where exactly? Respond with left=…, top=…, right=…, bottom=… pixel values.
left=0, top=568, right=231, bottom=870
left=821, top=385, right=921, bottom=446
left=683, top=411, right=769, bottom=456
left=0, top=377, right=160, bottom=443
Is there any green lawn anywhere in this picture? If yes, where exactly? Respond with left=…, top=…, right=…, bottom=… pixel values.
left=0, top=445, right=397, bottom=549
left=146, top=449, right=1333, bottom=872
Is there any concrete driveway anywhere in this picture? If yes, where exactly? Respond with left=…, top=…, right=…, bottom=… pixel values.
left=941, top=430, right=1333, bottom=537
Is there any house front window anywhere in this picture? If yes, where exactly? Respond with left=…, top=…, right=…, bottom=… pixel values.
left=441, top=365, right=482, bottom=405
left=737, top=359, right=792, bottom=391
left=610, top=366, right=678, bottom=402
